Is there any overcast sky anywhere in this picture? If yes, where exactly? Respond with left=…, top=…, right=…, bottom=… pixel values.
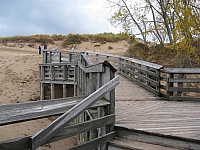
left=0, top=0, right=121, bottom=37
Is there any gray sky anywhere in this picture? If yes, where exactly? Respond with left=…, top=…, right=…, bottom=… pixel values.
left=0, top=0, right=121, bottom=37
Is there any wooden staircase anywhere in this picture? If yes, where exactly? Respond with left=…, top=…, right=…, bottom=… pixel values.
left=108, top=126, right=200, bottom=150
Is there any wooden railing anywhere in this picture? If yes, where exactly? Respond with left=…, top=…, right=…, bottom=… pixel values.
left=30, top=76, right=119, bottom=150
left=43, top=49, right=83, bottom=63
left=0, top=95, right=117, bottom=150
left=39, top=62, right=76, bottom=82
left=84, top=51, right=200, bottom=101
left=160, top=68, right=200, bottom=101
left=0, top=53, right=119, bottom=150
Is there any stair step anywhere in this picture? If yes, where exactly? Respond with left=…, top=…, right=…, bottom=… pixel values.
left=115, top=126, right=200, bottom=150
left=108, top=138, right=179, bottom=150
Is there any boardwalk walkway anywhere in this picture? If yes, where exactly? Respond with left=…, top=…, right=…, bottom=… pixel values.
left=115, top=74, right=200, bottom=141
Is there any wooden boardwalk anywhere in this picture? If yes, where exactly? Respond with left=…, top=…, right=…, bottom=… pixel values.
left=115, top=74, right=200, bottom=141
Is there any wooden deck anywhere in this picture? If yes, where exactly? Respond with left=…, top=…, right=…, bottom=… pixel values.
left=115, top=75, right=200, bottom=141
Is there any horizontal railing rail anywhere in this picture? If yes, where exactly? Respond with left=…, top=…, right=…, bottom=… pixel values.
left=0, top=73, right=118, bottom=150
left=0, top=115, right=114, bottom=150
left=43, top=49, right=83, bottom=63
left=160, top=68, right=200, bottom=101
left=84, top=51, right=163, bottom=97
left=30, top=76, right=119, bottom=150
left=0, top=96, right=92, bottom=126
left=39, top=62, right=76, bottom=82
left=84, top=51, right=200, bottom=101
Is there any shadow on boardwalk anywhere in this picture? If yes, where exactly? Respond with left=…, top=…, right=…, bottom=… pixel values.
left=115, top=75, right=200, bottom=141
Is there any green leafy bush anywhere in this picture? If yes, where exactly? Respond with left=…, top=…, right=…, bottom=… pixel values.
left=108, top=45, right=113, bottom=49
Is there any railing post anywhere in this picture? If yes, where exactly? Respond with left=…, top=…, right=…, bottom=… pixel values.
left=125, top=59, right=129, bottom=77
left=131, top=61, right=135, bottom=80
left=49, top=52, right=52, bottom=63
left=167, top=73, right=174, bottom=99
left=106, top=55, right=109, bottom=62
left=59, top=52, right=61, bottom=63
left=118, top=58, right=122, bottom=73
left=63, top=65, right=67, bottom=80
left=96, top=54, right=99, bottom=64
left=157, top=69, right=161, bottom=96
left=146, top=66, right=150, bottom=86
left=69, top=53, right=72, bottom=62
left=98, top=106, right=107, bottom=150
left=138, top=64, right=143, bottom=83
left=177, top=73, right=184, bottom=97
left=43, top=51, right=47, bottom=63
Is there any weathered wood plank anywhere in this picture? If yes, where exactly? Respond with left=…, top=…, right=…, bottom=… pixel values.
left=119, top=72, right=160, bottom=96
left=45, top=114, right=115, bottom=144
left=0, top=111, right=114, bottom=150
left=115, top=126, right=200, bottom=150
left=30, top=76, right=119, bottom=150
left=39, top=62, right=76, bottom=66
left=0, top=97, right=84, bottom=126
left=0, top=136, right=30, bottom=150
left=162, top=68, right=200, bottom=74
left=169, top=87, right=200, bottom=92
left=169, top=96, right=200, bottom=101
left=120, top=65, right=160, bottom=78
left=0, top=97, right=110, bottom=126
left=81, top=54, right=93, bottom=66
left=169, top=78, right=200, bottom=83
left=78, top=63, right=104, bottom=73
left=40, top=80, right=75, bottom=84
left=85, top=51, right=163, bottom=69
left=68, top=131, right=116, bottom=150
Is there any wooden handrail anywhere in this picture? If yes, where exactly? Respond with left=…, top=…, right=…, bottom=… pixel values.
left=0, top=115, right=114, bottom=150
left=30, top=76, right=119, bottom=150
left=85, top=51, right=200, bottom=101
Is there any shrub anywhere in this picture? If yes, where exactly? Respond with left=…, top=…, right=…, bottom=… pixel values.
left=0, top=35, right=54, bottom=45
left=127, top=41, right=149, bottom=59
left=62, top=34, right=88, bottom=48
left=51, top=34, right=65, bottom=41
left=108, top=45, right=113, bottom=49
left=94, top=44, right=100, bottom=47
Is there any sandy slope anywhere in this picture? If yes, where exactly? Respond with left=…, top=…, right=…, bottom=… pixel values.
left=0, top=41, right=128, bottom=149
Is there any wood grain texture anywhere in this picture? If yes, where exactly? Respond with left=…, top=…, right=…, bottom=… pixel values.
left=0, top=97, right=111, bottom=126
left=115, top=75, right=200, bottom=141
left=30, top=76, right=119, bottom=150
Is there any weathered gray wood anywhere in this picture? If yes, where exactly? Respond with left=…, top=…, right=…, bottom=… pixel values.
left=120, top=71, right=160, bottom=96
left=81, top=54, right=93, bottom=66
left=0, top=97, right=111, bottom=126
left=167, top=73, right=174, bottom=97
left=68, top=131, right=116, bottom=150
left=39, top=62, right=76, bottom=67
left=85, top=51, right=163, bottom=69
left=78, top=63, right=104, bottom=73
left=45, top=114, right=115, bottom=144
left=30, top=76, right=119, bottom=150
left=177, top=74, right=184, bottom=96
left=40, top=80, right=75, bottom=84
left=115, top=126, right=200, bottom=150
left=98, top=107, right=107, bottom=150
left=0, top=106, right=113, bottom=150
left=0, top=136, right=30, bottom=150
left=169, top=96, right=200, bottom=101
left=0, top=97, right=84, bottom=126
left=85, top=50, right=200, bottom=101
left=162, top=68, right=200, bottom=74
left=169, top=78, right=200, bottom=83
left=169, top=87, right=200, bottom=92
